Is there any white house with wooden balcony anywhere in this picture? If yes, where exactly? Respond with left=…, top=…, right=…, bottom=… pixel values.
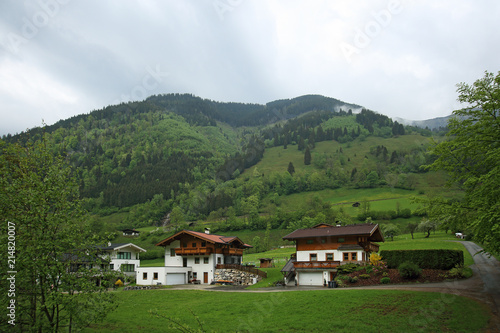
left=281, top=223, right=384, bottom=286
left=136, top=229, right=252, bottom=286
left=97, top=242, right=146, bottom=278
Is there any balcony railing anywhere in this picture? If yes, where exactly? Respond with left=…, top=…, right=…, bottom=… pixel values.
left=293, top=261, right=341, bottom=269
left=222, top=248, right=244, bottom=256
left=175, top=248, right=213, bottom=255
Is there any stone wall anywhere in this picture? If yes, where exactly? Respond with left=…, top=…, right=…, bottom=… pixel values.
left=214, top=269, right=263, bottom=285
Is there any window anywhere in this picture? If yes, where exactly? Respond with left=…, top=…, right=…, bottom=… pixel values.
left=195, top=257, right=200, bottom=264
left=201, top=241, right=206, bottom=247
left=326, top=253, right=334, bottom=261
left=217, top=257, right=221, bottom=264
left=351, top=252, right=357, bottom=261
left=121, top=264, right=135, bottom=272
left=306, top=240, right=314, bottom=244
left=117, top=252, right=131, bottom=259
left=343, top=253, right=349, bottom=261
left=153, top=272, right=158, bottom=280
left=193, top=272, right=197, bottom=279
left=310, top=253, right=317, bottom=261
left=338, top=238, right=345, bottom=243
left=192, top=242, right=197, bottom=248
left=183, top=242, right=187, bottom=248
left=110, top=264, right=114, bottom=270
left=204, top=257, right=209, bottom=264
left=170, top=248, right=176, bottom=256
left=143, top=272, right=147, bottom=280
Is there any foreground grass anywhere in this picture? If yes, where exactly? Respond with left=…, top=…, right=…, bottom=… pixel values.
left=86, top=289, right=489, bottom=332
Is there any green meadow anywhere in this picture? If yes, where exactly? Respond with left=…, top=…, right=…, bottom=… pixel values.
left=85, top=289, right=489, bottom=332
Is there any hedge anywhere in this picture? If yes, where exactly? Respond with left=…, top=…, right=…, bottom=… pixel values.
left=379, top=250, right=464, bottom=270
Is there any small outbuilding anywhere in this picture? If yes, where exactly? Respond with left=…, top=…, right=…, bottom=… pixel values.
left=259, top=258, right=273, bottom=268
left=122, top=229, right=140, bottom=236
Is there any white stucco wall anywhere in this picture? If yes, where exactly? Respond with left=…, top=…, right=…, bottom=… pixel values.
left=185, top=254, right=216, bottom=284
left=136, top=266, right=192, bottom=285
left=164, top=241, right=183, bottom=266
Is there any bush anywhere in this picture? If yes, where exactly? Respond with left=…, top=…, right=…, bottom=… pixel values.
left=349, top=276, right=359, bottom=283
left=380, top=277, right=391, bottom=284
left=380, top=250, right=464, bottom=270
left=448, top=264, right=472, bottom=279
left=359, top=274, right=371, bottom=279
left=365, top=265, right=373, bottom=274
left=398, top=262, right=421, bottom=279
left=337, top=263, right=359, bottom=274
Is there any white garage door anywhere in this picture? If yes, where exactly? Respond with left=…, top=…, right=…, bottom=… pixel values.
left=166, top=273, right=185, bottom=285
left=298, top=272, right=323, bottom=286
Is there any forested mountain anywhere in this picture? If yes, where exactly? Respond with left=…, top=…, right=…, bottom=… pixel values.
left=2, top=94, right=446, bottom=230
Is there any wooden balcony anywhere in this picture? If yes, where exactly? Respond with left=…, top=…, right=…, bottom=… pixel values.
left=293, top=261, right=341, bottom=269
left=369, top=242, right=380, bottom=252
left=175, top=247, right=213, bottom=255
left=222, top=248, right=244, bottom=256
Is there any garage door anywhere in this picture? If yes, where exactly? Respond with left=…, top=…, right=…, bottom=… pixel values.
left=166, top=273, right=185, bottom=285
left=298, top=272, right=323, bottom=286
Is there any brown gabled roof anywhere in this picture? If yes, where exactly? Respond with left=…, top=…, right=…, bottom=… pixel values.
left=156, top=230, right=249, bottom=247
left=282, top=223, right=384, bottom=242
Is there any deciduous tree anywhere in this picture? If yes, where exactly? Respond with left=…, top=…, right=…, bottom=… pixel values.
left=428, top=71, right=500, bottom=253
left=0, top=137, right=116, bottom=332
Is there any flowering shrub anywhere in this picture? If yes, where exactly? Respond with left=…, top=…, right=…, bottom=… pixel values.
left=369, top=253, right=383, bottom=266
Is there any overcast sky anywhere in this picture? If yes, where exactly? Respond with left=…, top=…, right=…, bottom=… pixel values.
left=0, top=0, right=499, bottom=135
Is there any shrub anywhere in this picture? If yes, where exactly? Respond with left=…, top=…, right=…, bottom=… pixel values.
left=359, top=274, right=371, bottom=279
left=448, top=264, right=472, bottom=279
left=349, top=276, right=359, bottom=283
left=380, top=277, right=391, bottom=284
left=369, top=253, right=383, bottom=266
left=398, top=262, right=421, bottom=279
left=380, top=250, right=464, bottom=270
left=336, top=275, right=350, bottom=281
left=382, top=272, right=389, bottom=277
left=337, top=263, right=359, bottom=274
left=365, top=265, right=373, bottom=274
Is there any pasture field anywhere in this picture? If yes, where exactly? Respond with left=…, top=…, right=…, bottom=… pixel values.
left=85, top=289, right=489, bottom=332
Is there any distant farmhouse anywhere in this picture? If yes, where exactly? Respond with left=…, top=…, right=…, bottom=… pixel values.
left=122, top=229, right=140, bottom=236
left=97, top=242, right=146, bottom=278
left=137, top=229, right=255, bottom=286
left=281, top=223, right=384, bottom=286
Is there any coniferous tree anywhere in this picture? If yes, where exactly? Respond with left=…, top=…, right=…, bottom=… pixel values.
left=287, top=162, right=295, bottom=175
left=304, top=146, right=312, bottom=165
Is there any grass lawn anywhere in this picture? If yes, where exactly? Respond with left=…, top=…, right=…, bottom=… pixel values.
left=379, top=231, right=475, bottom=267
left=140, top=257, right=164, bottom=267
left=245, top=267, right=285, bottom=289
left=85, top=289, right=490, bottom=332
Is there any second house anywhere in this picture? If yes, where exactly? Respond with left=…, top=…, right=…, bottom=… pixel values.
left=137, top=229, right=252, bottom=285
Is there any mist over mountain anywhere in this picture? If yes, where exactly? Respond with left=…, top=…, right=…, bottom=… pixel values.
left=393, top=115, right=451, bottom=130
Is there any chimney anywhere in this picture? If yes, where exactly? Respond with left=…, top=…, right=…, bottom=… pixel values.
left=108, top=241, right=111, bottom=247
left=204, top=228, right=210, bottom=234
